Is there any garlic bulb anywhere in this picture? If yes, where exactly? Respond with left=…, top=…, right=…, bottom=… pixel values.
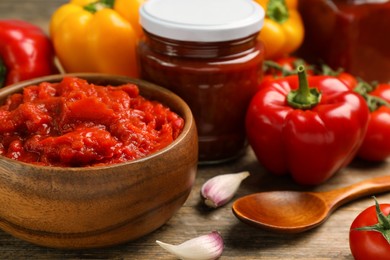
left=201, top=171, right=250, bottom=208
left=156, top=231, right=224, bottom=260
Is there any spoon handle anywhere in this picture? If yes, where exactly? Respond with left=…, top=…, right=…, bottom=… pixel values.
left=323, top=175, right=390, bottom=210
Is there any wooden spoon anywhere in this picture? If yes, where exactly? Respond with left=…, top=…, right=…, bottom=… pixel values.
left=232, top=175, right=390, bottom=233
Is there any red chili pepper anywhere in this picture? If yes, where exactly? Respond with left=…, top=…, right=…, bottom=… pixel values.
left=246, top=66, right=369, bottom=185
left=354, top=82, right=390, bottom=161
left=0, top=20, right=58, bottom=88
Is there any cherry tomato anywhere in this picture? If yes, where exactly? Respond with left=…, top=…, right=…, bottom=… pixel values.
left=260, top=57, right=312, bottom=90
left=264, top=56, right=311, bottom=77
left=349, top=200, right=390, bottom=260
left=336, top=72, right=358, bottom=91
left=357, top=83, right=390, bottom=161
left=318, top=64, right=358, bottom=90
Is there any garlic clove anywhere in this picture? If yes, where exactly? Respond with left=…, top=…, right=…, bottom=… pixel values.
left=156, top=231, right=224, bottom=260
left=201, top=171, right=250, bottom=208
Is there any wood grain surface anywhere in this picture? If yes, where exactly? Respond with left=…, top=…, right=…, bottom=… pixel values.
left=1, top=1, right=390, bottom=259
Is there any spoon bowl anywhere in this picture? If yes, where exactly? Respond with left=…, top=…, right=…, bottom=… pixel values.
left=233, top=175, right=390, bottom=233
left=233, top=191, right=329, bottom=233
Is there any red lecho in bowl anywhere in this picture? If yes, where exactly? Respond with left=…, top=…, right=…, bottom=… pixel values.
left=0, top=73, right=198, bottom=249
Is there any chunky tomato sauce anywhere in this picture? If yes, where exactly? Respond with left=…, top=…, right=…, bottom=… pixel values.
left=138, top=32, right=263, bottom=163
left=0, top=77, right=184, bottom=167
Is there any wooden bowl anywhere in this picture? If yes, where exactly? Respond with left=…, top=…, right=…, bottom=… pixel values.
left=0, top=74, right=198, bottom=249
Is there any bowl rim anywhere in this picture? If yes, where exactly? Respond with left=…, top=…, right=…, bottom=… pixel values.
left=0, top=73, right=196, bottom=171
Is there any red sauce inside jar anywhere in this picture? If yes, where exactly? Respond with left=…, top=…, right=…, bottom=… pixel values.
left=0, top=77, right=184, bottom=167
left=138, top=32, right=264, bottom=163
left=298, top=0, right=390, bottom=82
left=138, top=0, right=265, bottom=163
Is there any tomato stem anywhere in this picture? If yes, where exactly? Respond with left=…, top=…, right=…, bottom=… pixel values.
left=267, top=0, right=289, bottom=24
left=355, top=197, right=390, bottom=244
left=354, top=81, right=390, bottom=112
left=376, top=197, right=390, bottom=230
left=264, top=59, right=310, bottom=77
left=263, top=60, right=296, bottom=77
left=287, top=65, right=321, bottom=109
left=84, top=0, right=115, bottom=13
left=319, top=63, right=343, bottom=77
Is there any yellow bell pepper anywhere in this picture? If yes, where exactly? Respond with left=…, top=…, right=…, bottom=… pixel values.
left=254, top=0, right=304, bottom=59
left=50, top=0, right=144, bottom=78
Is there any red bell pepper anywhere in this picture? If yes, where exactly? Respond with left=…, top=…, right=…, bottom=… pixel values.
left=246, top=66, right=369, bottom=185
left=354, top=82, right=390, bottom=161
left=0, top=20, right=58, bottom=88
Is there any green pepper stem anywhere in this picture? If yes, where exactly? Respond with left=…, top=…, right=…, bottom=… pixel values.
left=287, top=65, right=321, bottom=109
left=0, top=57, right=6, bottom=88
left=297, top=66, right=310, bottom=97
left=267, top=0, right=289, bottom=24
left=84, top=0, right=115, bottom=13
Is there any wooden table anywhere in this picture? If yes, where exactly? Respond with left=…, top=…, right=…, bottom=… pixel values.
left=1, top=1, right=390, bottom=259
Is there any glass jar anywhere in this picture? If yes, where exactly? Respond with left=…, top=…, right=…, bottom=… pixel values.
left=298, top=0, right=390, bottom=82
left=138, top=0, right=265, bottom=163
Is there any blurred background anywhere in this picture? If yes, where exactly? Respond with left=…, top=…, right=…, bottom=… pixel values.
left=0, top=1, right=68, bottom=33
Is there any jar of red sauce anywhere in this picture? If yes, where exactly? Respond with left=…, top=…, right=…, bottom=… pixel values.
left=298, top=0, right=390, bottom=82
left=138, top=0, right=265, bottom=163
